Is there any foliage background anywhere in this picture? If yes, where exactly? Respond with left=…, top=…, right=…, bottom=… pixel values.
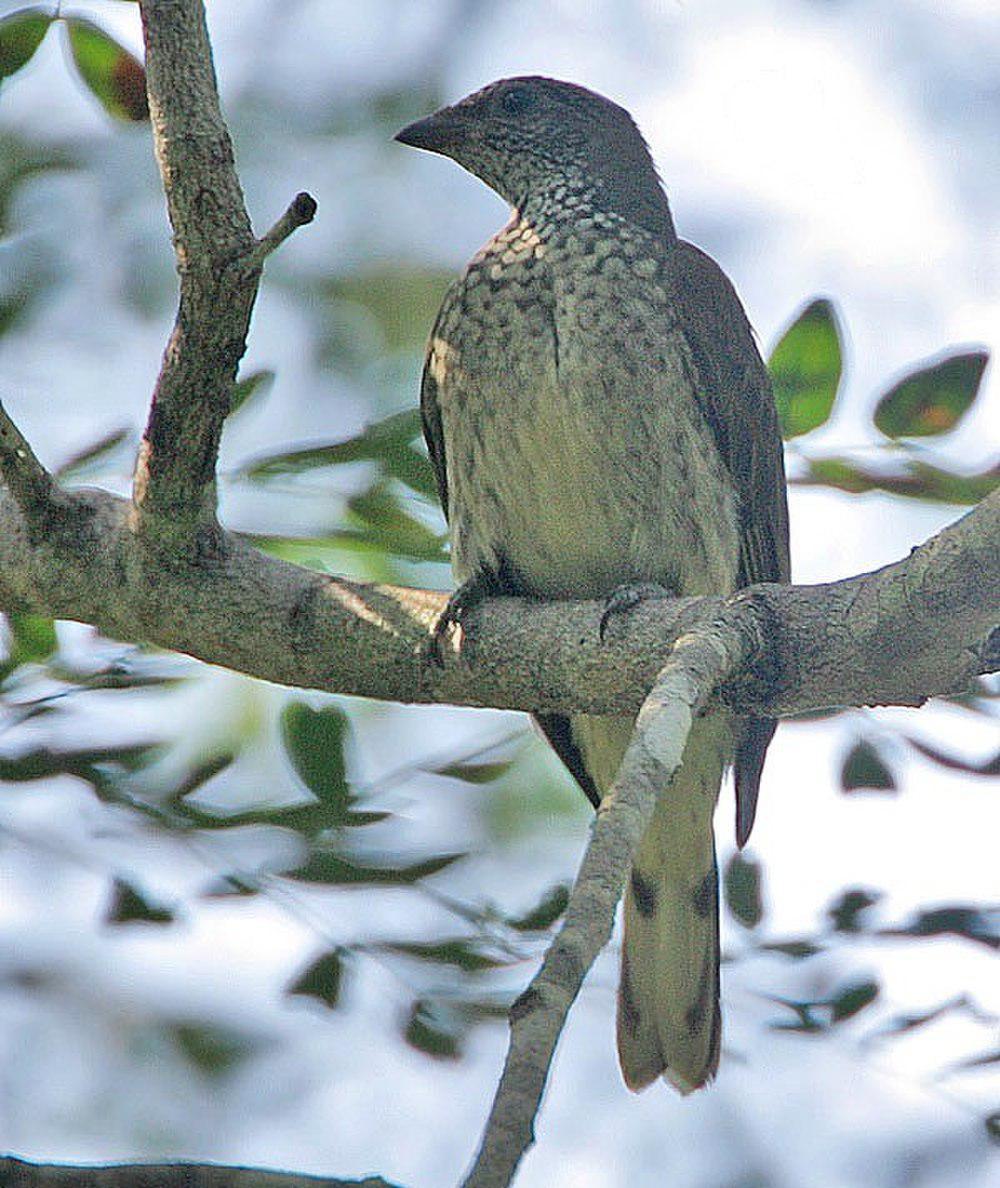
left=0, top=1, right=997, bottom=1185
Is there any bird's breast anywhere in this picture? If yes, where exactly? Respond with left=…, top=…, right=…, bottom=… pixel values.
left=432, top=220, right=741, bottom=600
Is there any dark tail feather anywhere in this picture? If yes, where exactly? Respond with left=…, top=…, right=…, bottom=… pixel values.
left=734, top=716, right=777, bottom=848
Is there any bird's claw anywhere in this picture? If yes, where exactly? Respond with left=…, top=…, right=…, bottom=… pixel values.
left=599, top=582, right=672, bottom=642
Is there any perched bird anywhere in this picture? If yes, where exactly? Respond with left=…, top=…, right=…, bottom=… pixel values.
left=396, top=77, right=789, bottom=1093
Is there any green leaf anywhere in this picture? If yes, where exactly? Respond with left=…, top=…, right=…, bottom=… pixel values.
left=3, top=611, right=57, bottom=672
left=723, top=852, right=763, bottom=929
left=240, top=408, right=438, bottom=500
left=759, top=938, right=824, bottom=960
left=288, top=849, right=463, bottom=886
left=986, top=1112, right=1000, bottom=1145
left=280, top=701, right=351, bottom=813
left=346, top=481, right=447, bottom=561
left=0, top=8, right=52, bottom=81
left=829, top=977, right=879, bottom=1022
left=507, top=884, right=570, bottom=932
left=840, top=739, right=896, bottom=793
left=766, top=996, right=827, bottom=1034
left=170, top=1022, right=260, bottom=1076
left=384, top=938, right=509, bottom=973
left=403, top=998, right=463, bottom=1060
left=768, top=298, right=843, bottom=439
left=55, top=427, right=131, bottom=481
left=874, top=350, right=989, bottom=438
left=827, top=888, right=882, bottom=933
left=434, top=759, right=513, bottom=785
left=881, top=905, right=999, bottom=950
left=798, top=455, right=1000, bottom=505
left=229, top=368, right=275, bottom=417
left=288, top=949, right=345, bottom=1009
left=324, top=267, right=452, bottom=354
left=105, top=877, right=174, bottom=925
left=904, top=736, right=1000, bottom=777
left=65, top=18, right=148, bottom=122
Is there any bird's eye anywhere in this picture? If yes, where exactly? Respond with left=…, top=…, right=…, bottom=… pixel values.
left=500, top=86, right=534, bottom=116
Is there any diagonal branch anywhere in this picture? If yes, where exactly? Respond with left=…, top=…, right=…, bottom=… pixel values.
left=461, top=615, right=751, bottom=1188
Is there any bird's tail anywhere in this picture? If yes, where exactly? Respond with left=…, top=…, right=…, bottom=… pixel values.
left=572, top=712, right=728, bottom=1093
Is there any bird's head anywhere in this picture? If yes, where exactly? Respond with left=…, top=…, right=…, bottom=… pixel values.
left=396, top=76, right=673, bottom=237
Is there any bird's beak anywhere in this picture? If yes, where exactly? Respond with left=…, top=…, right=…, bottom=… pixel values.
left=395, top=107, right=465, bottom=156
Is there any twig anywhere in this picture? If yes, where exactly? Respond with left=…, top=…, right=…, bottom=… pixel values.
left=247, top=192, right=319, bottom=270
left=460, top=615, right=751, bottom=1188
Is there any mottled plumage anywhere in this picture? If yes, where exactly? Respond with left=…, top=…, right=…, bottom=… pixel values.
left=397, top=76, right=789, bottom=1092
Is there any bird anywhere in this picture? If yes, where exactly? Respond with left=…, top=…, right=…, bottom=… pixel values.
left=396, top=76, right=790, bottom=1094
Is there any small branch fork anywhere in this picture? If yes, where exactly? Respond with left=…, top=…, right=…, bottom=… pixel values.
left=133, top=0, right=316, bottom=539
left=461, top=617, right=752, bottom=1188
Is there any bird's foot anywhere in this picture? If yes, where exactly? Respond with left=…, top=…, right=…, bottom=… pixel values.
left=426, top=573, right=496, bottom=666
left=599, top=582, right=673, bottom=642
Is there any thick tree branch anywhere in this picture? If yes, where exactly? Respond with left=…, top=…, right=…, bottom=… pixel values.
left=0, top=468, right=995, bottom=720
left=461, top=616, right=750, bottom=1188
left=134, top=0, right=314, bottom=538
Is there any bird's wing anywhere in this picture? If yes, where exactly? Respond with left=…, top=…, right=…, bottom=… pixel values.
left=665, top=241, right=791, bottom=845
left=419, top=339, right=450, bottom=522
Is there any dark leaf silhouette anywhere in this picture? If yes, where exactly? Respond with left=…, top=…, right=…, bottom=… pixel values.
left=288, top=949, right=346, bottom=1009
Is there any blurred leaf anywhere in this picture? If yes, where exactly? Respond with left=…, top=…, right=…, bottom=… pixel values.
left=435, top=759, right=513, bottom=785
left=840, top=739, right=896, bottom=793
left=2, top=611, right=57, bottom=676
left=288, top=949, right=345, bottom=1009
left=827, top=888, right=882, bottom=933
left=507, top=884, right=570, bottom=932
left=796, top=456, right=999, bottom=505
left=241, top=408, right=438, bottom=500
left=946, top=1049, right=1000, bottom=1073
left=65, top=18, right=148, bottom=122
left=170, top=1022, right=259, bottom=1076
left=384, top=938, right=509, bottom=973
left=404, top=998, right=462, bottom=1060
left=0, top=8, right=52, bottom=81
left=229, top=368, right=275, bottom=418
left=724, top=852, right=763, bottom=929
left=325, top=267, right=451, bottom=354
left=759, top=938, right=824, bottom=959
left=767, top=996, right=826, bottom=1034
left=768, top=298, right=843, bottom=439
left=0, top=741, right=156, bottom=787
left=881, top=905, right=999, bottom=950
left=0, top=133, right=78, bottom=238
left=874, top=351, right=989, bottom=438
left=986, top=1112, right=1000, bottom=1144
left=54, top=427, right=132, bottom=481
left=281, top=701, right=351, bottom=814
left=288, top=849, right=462, bottom=886
left=346, top=481, right=447, bottom=561
left=905, top=736, right=1000, bottom=777
left=829, top=977, right=879, bottom=1022
left=105, top=877, right=174, bottom=925
left=872, top=996, right=969, bottom=1040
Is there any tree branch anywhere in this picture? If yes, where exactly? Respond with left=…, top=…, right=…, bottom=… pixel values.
left=0, top=1156, right=399, bottom=1188
left=134, top=0, right=314, bottom=539
left=461, top=616, right=750, bottom=1188
left=0, top=467, right=995, bottom=720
